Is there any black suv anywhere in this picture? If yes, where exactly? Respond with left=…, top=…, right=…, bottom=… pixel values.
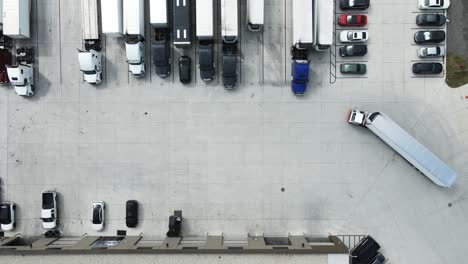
left=339, top=45, right=367, bottom=57
left=178, top=56, right=192, bottom=84
left=412, top=62, right=443, bottom=74
left=152, top=29, right=171, bottom=78
left=416, top=14, right=446, bottom=27
left=340, top=0, right=370, bottom=10
left=125, top=200, right=138, bottom=228
left=414, top=30, right=445, bottom=44
left=199, top=42, right=215, bottom=81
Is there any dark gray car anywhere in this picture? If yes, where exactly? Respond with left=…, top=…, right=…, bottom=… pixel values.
left=339, top=45, right=367, bottom=57
left=416, top=14, right=446, bottom=26
left=414, top=30, right=445, bottom=44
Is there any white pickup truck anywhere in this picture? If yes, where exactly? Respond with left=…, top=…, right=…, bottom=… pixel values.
left=41, top=191, right=58, bottom=229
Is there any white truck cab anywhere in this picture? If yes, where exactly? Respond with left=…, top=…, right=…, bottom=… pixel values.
left=78, top=49, right=102, bottom=84
left=348, top=109, right=366, bottom=125
left=7, top=64, right=34, bottom=96
left=125, top=39, right=145, bottom=77
left=41, top=191, right=58, bottom=229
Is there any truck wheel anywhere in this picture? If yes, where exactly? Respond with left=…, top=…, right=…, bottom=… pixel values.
left=13, top=205, right=16, bottom=210
left=13, top=222, right=16, bottom=228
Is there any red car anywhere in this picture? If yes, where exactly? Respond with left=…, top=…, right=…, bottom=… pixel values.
left=338, top=14, right=367, bottom=26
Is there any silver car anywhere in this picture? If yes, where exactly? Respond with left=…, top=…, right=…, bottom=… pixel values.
left=418, top=46, right=446, bottom=58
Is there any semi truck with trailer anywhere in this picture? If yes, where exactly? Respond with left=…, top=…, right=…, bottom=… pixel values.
left=123, top=0, right=145, bottom=77
left=173, top=0, right=191, bottom=46
left=246, top=0, right=263, bottom=32
left=100, top=0, right=123, bottom=36
left=315, top=0, right=334, bottom=51
left=196, top=0, right=215, bottom=81
left=150, top=0, right=171, bottom=78
left=4, top=0, right=35, bottom=96
left=291, top=0, right=313, bottom=95
left=347, top=109, right=458, bottom=188
left=221, top=0, right=238, bottom=89
left=78, top=0, right=102, bottom=85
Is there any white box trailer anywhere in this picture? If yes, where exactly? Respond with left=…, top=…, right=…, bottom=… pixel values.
left=123, top=0, right=144, bottom=35
left=3, top=0, right=30, bottom=39
left=246, top=0, right=263, bottom=32
left=0, top=0, right=3, bottom=28
left=196, top=0, right=213, bottom=40
left=100, top=0, right=123, bottom=36
left=221, top=0, right=238, bottom=43
left=348, top=109, right=458, bottom=188
left=81, top=0, right=99, bottom=40
left=315, top=0, right=333, bottom=51
left=150, top=0, right=168, bottom=28
left=292, top=0, right=313, bottom=49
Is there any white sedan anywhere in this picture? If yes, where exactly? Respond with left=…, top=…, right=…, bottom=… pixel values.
left=340, top=31, right=369, bottom=43
left=418, top=46, right=446, bottom=58
left=419, top=0, right=450, bottom=9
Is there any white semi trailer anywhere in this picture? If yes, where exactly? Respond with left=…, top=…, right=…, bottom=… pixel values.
left=315, top=0, right=333, bottom=51
left=4, top=0, right=34, bottom=96
left=123, top=0, right=145, bottom=77
left=196, top=0, right=215, bottom=81
left=78, top=0, right=102, bottom=85
left=3, top=0, right=29, bottom=39
left=292, top=0, right=313, bottom=49
left=246, top=0, right=263, bottom=32
left=100, top=0, right=123, bottom=36
left=348, top=109, right=458, bottom=188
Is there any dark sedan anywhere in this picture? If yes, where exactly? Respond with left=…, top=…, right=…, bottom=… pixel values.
left=416, top=14, right=446, bottom=26
left=178, top=56, right=192, bottom=84
left=340, top=0, right=370, bottom=10
left=339, top=45, right=367, bottom=57
left=412, top=62, right=443, bottom=74
left=414, top=30, right=445, bottom=44
left=125, top=200, right=138, bottom=228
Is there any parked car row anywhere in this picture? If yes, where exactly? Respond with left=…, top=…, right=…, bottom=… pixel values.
left=0, top=191, right=140, bottom=231
left=339, top=0, right=370, bottom=75
left=412, top=1, right=449, bottom=75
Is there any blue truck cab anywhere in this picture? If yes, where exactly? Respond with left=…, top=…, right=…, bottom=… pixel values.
left=291, top=46, right=310, bottom=95
left=291, top=60, right=309, bottom=95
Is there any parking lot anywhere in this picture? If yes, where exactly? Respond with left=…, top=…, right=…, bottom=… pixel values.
left=1, top=0, right=468, bottom=263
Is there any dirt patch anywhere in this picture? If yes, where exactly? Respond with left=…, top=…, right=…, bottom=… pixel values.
left=446, top=52, right=468, bottom=88
left=446, top=0, right=468, bottom=88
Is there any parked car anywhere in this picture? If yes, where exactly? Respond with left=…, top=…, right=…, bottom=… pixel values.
left=418, top=46, right=446, bottom=57
left=418, top=0, right=450, bottom=10
left=152, top=30, right=171, bottom=78
left=340, top=63, right=367, bottom=74
left=340, top=0, right=370, bottom=10
left=179, top=56, right=192, bottom=84
left=370, top=253, right=386, bottom=264
left=199, top=42, right=215, bottom=81
left=126, top=200, right=138, bottom=228
left=41, top=191, right=58, bottom=229
left=416, top=14, right=446, bottom=26
left=339, top=45, right=368, bottom=57
left=339, top=14, right=367, bottom=26
left=412, top=62, right=443, bottom=74
left=91, top=201, right=105, bottom=231
left=340, top=31, right=368, bottom=43
left=350, top=236, right=381, bottom=264
left=0, top=202, right=16, bottom=231
left=414, top=30, right=445, bottom=44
